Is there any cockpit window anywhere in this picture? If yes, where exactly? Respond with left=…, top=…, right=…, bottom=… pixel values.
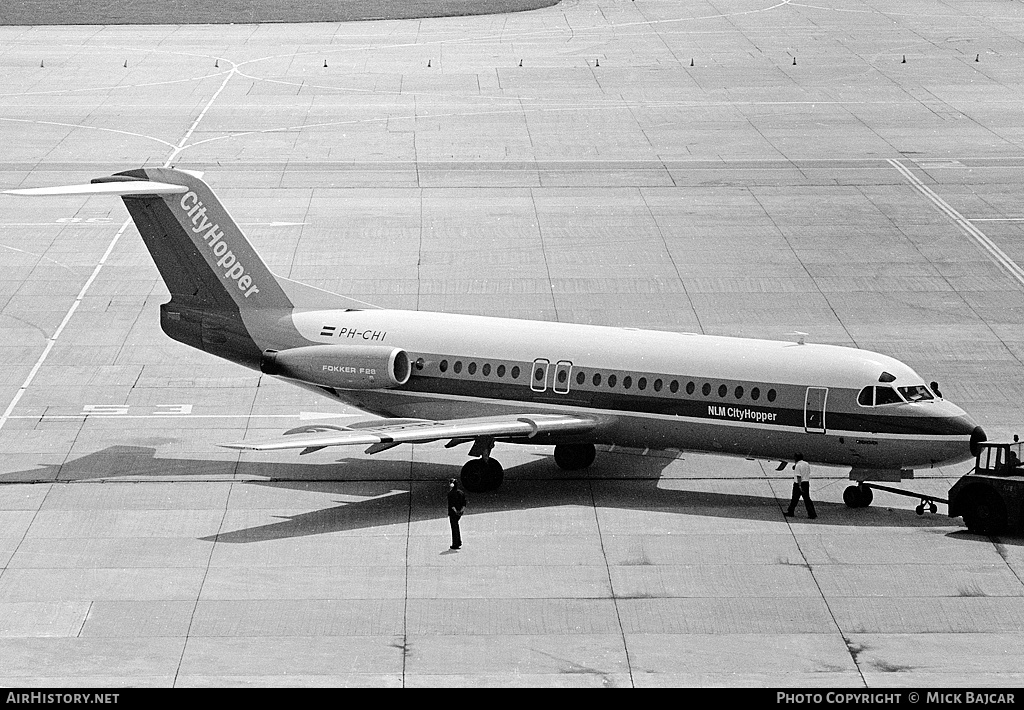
left=898, top=385, right=934, bottom=403
left=874, top=386, right=903, bottom=405
left=858, top=387, right=873, bottom=406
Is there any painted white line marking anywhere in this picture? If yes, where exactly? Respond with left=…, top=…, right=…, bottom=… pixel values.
left=0, top=218, right=133, bottom=434
left=0, top=61, right=239, bottom=434
left=888, top=159, right=1024, bottom=288
left=7, top=412, right=363, bottom=421
left=164, top=66, right=236, bottom=166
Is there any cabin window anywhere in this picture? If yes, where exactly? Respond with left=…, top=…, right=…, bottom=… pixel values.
left=440, top=360, right=449, bottom=373
left=497, top=364, right=506, bottom=377
left=468, top=362, right=477, bottom=375
left=511, top=366, right=521, bottom=379
left=482, top=363, right=491, bottom=376
left=702, top=383, right=711, bottom=396
left=653, top=379, right=663, bottom=392
left=608, top=374, right=618, bottom=387
left=875, top=386, right=903, bottom=406
left=623, top=375, right=632, bottom=389
left=751, top=387, right=760, bottom=401
left=718, top=384, right=728, bottom=398
left=898, top=385, right=934, bottom=402
left=576, top=371, right=586, bottom=386
left=534, top=367, right=545, bottom=382
left=767, top=389, right=777, bottom=402
left=858, top=387, right=873, bottom=406
left=671, top=380, right=680, bottom=394
left=593, top=373, right=602, bottom=386
left=557, top=370, right=568, bottom=384
left=638, top=377, right=647, bottom=391
left=734, top=386, right=743, bottom=399
left=685, top=381, right=694, bottom=395
left=454, top=361, right=463, bottom=374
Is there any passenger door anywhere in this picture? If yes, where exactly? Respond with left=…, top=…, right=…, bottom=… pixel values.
left=804, top=387, right=828, bottom=434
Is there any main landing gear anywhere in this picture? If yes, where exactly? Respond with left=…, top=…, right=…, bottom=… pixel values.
left=553, top=443, right=597, bottom=471
left=458, top=442, right=597, bottom=493
left=460, top=456, right=504, bottom=493
left=459, top=437, right=504, bottom=493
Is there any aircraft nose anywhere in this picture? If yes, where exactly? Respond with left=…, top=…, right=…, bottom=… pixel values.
left=970, top=425, right=987, bottom=457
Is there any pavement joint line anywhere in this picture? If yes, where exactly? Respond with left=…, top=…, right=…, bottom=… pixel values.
left=888, top=158, right=1024, bottom=288
left=0, top=217, right=132, bottom=436
left=173, top=479, right=235, bottom=687
left=401, top=480, right=413, bottom=687
left=588, top=479, right=635, bottom=688
left=779, top=490, right=870, bottom=687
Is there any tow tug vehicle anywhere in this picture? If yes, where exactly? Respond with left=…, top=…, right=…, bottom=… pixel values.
left=947, top=439, right=1024, bottom=535
left=842, top=438, right=1024, bottom=535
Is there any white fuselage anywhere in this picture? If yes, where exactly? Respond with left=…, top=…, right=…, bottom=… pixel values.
left=256, top=308, right=980, bottom=472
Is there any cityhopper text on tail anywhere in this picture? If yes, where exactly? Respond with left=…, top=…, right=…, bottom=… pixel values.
left=4, top=168, right=987, bottom=495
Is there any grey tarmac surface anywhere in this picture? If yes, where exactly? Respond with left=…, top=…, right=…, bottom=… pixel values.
left=2, top=0, right=1024, bottom=688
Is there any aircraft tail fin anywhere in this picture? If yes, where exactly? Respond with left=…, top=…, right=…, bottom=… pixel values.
left=4, top=168, right=367, bottom=368
left=100, top=167, right=293, bottom=312
left=6, top=167, right=295, bottom=312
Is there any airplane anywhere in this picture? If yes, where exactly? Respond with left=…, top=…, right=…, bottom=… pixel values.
left=4, top=168, right=988, bottom=503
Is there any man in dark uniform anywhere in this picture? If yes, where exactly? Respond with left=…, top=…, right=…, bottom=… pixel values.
left=447, top=478, right=467, bottom=549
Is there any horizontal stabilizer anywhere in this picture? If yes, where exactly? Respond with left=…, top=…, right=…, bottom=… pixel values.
left=2, top=182, right=188, bottom=197
left=219, top=413, right=597, bottom=453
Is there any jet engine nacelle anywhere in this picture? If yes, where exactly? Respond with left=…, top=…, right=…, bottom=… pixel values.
left=261, top=344, right=412, bottom=390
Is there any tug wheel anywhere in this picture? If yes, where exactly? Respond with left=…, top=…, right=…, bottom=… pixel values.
left=961, top=487, right=1007, bottom=535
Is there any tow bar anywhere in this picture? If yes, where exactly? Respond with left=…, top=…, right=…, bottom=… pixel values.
left=860, top=482, right=946, bottom=515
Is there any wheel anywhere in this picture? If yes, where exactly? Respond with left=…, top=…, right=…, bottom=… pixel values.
left=460, top=457, right=504, bottom=493
left=928, top=501, right=937, bottom=514
left=961, top=487, right=1007, bottom=535
left=843, top=484, right=873, bottom=508
left=553, top=443, right=597, bottom=471
left=915, top=504, right=924, bottom=516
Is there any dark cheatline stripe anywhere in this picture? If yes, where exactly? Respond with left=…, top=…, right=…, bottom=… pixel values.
left=396, top=374, right=970, bottom=437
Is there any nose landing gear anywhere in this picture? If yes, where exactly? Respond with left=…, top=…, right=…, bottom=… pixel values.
left=844, top=481, right=947, bottom=515
left=843, top=483, right=874, bottom=508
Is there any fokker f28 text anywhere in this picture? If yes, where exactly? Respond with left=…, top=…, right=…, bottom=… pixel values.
left=5, top=168, right=986, bottom=500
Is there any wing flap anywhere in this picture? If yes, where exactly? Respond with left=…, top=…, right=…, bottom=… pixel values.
left=220, top=413, right=597, bottom=453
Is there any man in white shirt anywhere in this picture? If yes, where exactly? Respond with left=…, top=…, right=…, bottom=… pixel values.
left=784, top=453, right=817, bottom=519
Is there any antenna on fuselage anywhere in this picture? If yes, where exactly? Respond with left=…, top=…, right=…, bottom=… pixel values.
left=786, top=331, right=808, bottom=345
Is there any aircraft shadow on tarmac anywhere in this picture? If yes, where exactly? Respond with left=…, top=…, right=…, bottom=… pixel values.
left=1, top=444, right=995, bottom=543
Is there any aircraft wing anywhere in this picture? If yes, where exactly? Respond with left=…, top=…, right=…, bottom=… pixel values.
left=219, top=413, right=597, bottom=454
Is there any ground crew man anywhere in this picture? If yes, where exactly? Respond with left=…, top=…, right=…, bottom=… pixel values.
left=447, top=478, right=467, bottom=549
left=785, top=453, right=817, bottom=519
